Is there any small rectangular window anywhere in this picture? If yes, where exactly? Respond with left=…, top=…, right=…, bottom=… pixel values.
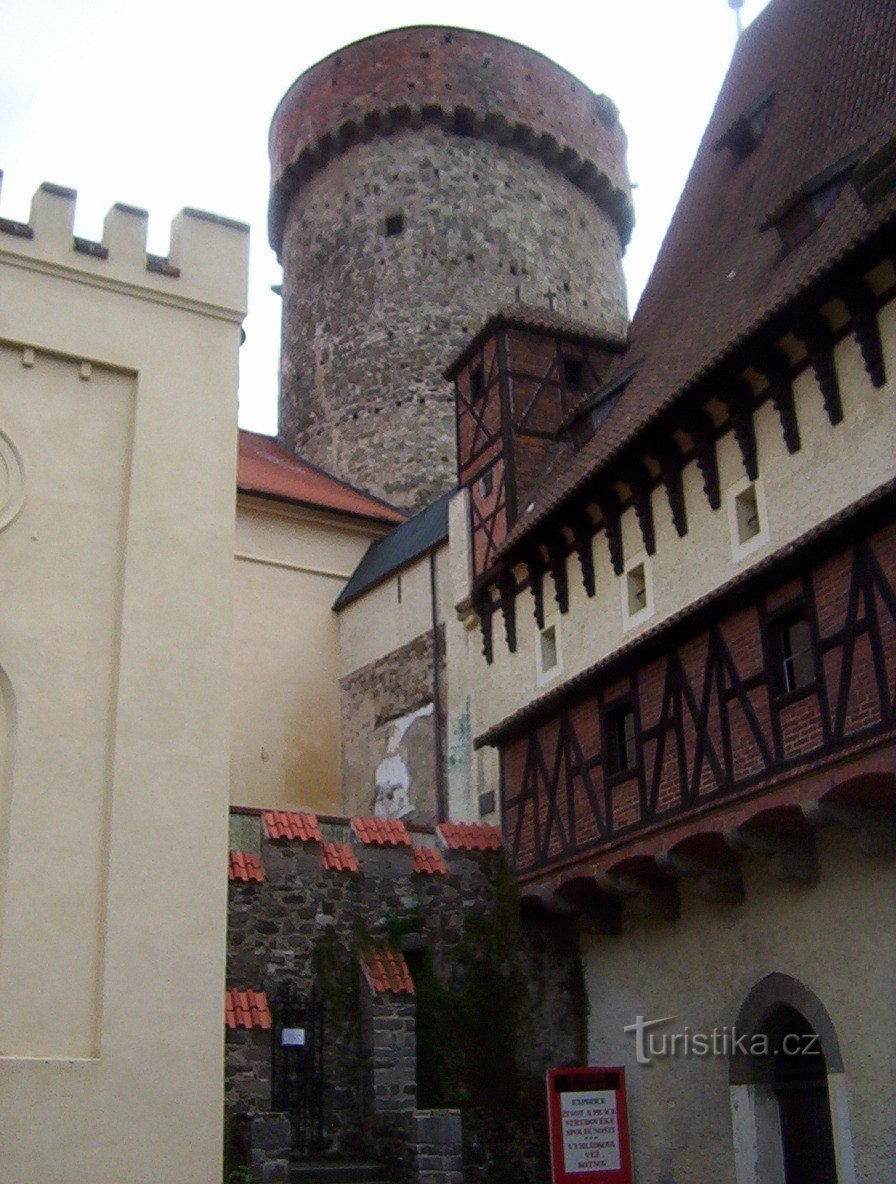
left=385, top=212, right=404, bottom=237
left=477, top=468, right=494, bottom=499
left=539, top=625, right=558, bottom=674
left=627, top=563, right=647, bottom=617
left=562, top=356, right=584, bottom=390
left=735, top=484, right=761, bottom=545
left=470, top=364, right=485, bottom=401
left=772, top=610, right=814, bottom=694
left=605, top=702, right=636, bottom=776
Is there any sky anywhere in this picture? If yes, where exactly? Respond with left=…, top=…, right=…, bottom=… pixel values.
left=0, top=0, right=772, bottom=435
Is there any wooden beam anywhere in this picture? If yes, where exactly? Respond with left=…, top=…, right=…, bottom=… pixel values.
left=630, top=464, right=656, bottom=556
left=686, top=410, right=721, bottom=510
left=794, top=310, right=843, bottom=425
left=527, top=550, right=547, bottom=629
left=598, top=491, right=624, bottom=574
left=570, top=512, right=597, bottom=597
left=497, top=571, right=518, bottom=653
left=720, top=380, right=759, bottom=480
left=653, top=439, right=688, bottom=537
left=546, top=537, right=570, bottom=613
left=760, top=346, right=801, bottom=454
left=843, top=279, right=886, bottom=388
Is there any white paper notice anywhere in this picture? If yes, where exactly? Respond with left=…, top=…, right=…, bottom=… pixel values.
left=560, top=1090, right=621, bottom=1173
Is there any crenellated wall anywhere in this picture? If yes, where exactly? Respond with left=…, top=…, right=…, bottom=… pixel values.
left=0, top=175, right=248, bottom=1184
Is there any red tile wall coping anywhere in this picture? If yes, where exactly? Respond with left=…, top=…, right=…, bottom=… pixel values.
left=228, top=851, right=265, bottom=883
left=225, top=988, right=271, bottom=1030
left=321, top=842, right=360, bottom=873
left=350, top=816, right=412, bottom=847
left=436, top=822, right=503, bottom=852
left=360, top=947, right=415, bottom=996
left=262, top=810, right=324, bottom=843
left=411, top=845, right=447, bottom=875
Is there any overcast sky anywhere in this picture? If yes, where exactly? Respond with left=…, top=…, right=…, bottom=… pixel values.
left=0, top=0, right=771, bottom=435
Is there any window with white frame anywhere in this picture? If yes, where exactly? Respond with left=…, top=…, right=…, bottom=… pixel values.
left=727, top=475, right=769, bottom=560
left=536, top=617, right=562, bottom=684
left=622, top=553, right=654, bottom=630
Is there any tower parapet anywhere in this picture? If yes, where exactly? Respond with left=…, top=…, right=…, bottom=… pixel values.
left=270, top=27, right=632, bottom=510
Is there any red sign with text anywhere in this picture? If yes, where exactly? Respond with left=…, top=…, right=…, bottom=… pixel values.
left=546, top=1066, right=632, bottom=1184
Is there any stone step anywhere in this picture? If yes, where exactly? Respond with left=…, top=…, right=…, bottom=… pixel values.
left=287, top=1162, right=386, bottom=1184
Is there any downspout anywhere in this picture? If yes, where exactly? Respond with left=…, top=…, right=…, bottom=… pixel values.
left=430, top=549, right=448, bottom=822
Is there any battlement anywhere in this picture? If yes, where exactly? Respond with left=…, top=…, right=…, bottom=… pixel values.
left=268, top=25, right=633, bottom=254
left=0, top=172, right=249, bottom=316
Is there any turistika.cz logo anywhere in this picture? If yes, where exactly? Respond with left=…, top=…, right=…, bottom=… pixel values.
left=623, top=1015, right=822, bottom=1066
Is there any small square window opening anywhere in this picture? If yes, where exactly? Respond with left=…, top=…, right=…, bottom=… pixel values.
left=477, top=469, right=494, bottom=499
left=384, top=212, right=405, bottom=237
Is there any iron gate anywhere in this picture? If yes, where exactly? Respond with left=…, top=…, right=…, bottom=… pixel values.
left=271, top=981, right=325, bottom=1154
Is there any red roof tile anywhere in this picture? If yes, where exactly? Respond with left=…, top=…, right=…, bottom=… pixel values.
left=228, top=850, right=265, bottom=883
left=436, top=822, right=503, bottom=852
left=496, top=0, right=896, bottom=557
left=262, top=810, right=324, bottom=843
left=238, top=430, right=405, bottom=525
left=360, top=948, right=415, bottom=996
left=225, top=988, right=271, bottom=1030
left=412, top=845, right=447, bottom=875
left=321, top=841, right=359, bottom=873
left=350, top=817, right=412, bottom=847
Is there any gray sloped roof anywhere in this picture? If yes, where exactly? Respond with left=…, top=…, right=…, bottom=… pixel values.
left=333, top=489, right=452, bottom=610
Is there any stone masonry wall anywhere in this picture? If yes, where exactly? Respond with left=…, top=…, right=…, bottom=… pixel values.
left=277, top=127, right=628, bottom=510
left=226, top=816, right=586, bottom=1182
left=340, top=627, right=446, bottom=824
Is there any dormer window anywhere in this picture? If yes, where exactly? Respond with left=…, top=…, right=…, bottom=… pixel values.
left=714, top=86, right=775, bottom=160
left=765, top=151, right=859, bottom=254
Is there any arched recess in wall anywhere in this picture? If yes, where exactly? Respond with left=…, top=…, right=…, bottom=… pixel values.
left=729, top=973, right=857, bottom=1184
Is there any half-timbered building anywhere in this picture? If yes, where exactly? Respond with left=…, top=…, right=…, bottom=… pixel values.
left=444, top=0, right=896, bottom=1179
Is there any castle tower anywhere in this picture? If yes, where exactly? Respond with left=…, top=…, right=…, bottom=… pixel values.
left=269, top=26, right=633, bottom=510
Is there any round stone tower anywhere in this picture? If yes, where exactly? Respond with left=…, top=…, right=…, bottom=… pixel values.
left=269, top=26, right=633, bottom=511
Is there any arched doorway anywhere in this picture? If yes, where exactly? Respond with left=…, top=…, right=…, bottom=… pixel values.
left=729, top=974, right=857, bottom=1184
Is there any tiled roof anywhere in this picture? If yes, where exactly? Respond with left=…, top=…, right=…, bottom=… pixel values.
left=333, top=491, right=451, bottom=610
left=360, top=948, right=415, bottom=996
left=411, top=845, right=447, bottom=875
left=443, top=303, right=626, bottom=381
left=238, top=430, right=405, bottom=525
left=321, top=841, right=359, bottom=873
left=228, top=851, right=265, bottom=883
left=262, top=810, right=324, bottom=843
left=225, top=989, right=271, bottom=1030
left=497, top=0, right=896, bottom=556
left=436, top=822, right=503, bottom=852
left=351, top=817, right=412, bottom=847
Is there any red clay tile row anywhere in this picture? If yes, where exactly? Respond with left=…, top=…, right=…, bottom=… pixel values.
left=360, top=948, right=415, bottom=996
left=225, top=988, right=271, bottom=1030
left=262, top=810, right=324, bottom=843
left=321, top=841, right=359, bottom=873
left=228, top=850, right=264, bottom=883
left=411, top=845, right=447, bottom=875
left=351, top=816, right=411, bottom=847
left=436, top=822, right=503, bottom=852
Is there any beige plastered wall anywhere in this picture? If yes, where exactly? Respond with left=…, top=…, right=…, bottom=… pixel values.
left=231, top=495, right=389, bottom=813
left=337, top=544, right=449, bottom=679
left=454, top=288, right=896, bottom=746
left=581, top=829, right=896, bottom=1182
left=0, top=185, right=247, bottom=1184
